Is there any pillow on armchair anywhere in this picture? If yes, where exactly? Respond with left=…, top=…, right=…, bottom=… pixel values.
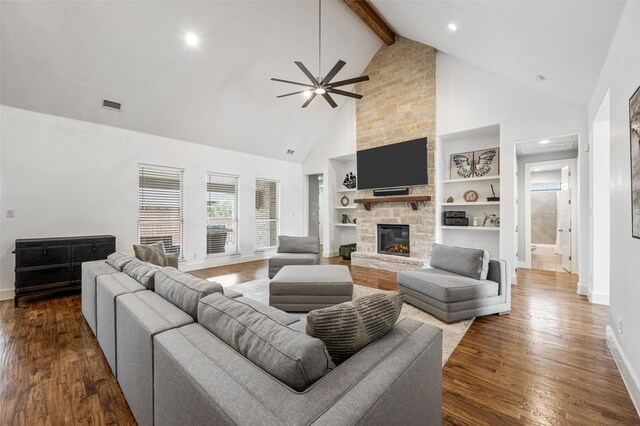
left=133, top=241, right=169, bottom=267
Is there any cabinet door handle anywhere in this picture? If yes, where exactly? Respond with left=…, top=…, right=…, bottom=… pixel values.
left=42, top=244, right=47, bottom=255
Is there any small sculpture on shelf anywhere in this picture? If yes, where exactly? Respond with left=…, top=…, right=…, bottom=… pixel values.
left=446, top=196, right=454, bottom=203
left=341, top=214, right=351, bottom=224
left=482, top=212, right=500, bottom=227
left=342, top=172, right=356, bottom=189
left=487, top=184, right=500, bottom=202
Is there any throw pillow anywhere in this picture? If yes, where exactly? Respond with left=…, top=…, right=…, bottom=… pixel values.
left=133, top=241, right=168, bottom=267
left=306, top=290, right=404, bottom=365
left=106, top=252, right=134, bottom=271
left=198, top=293, right=334, bottom=391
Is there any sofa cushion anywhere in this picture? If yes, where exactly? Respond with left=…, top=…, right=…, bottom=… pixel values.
left=155, top=267, right=223, bottom=320
left=106, top=252, right=135, bottom=271
left=133, top=241, right=169, bottom=267
left=398, top=268, right=499, bottom=303
left=197, top=293, right=334, bottom=391
left=269, top=253, right=320, bottom=268
left=123, top=259, right=159, bottom=290
left=306, top=290, right=404, bottom=365
left=277, top=235, right=320, bottom=254
left=430, top=243, right=490, bottom=280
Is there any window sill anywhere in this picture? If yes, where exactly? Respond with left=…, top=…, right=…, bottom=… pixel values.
left=206, top=252, right=241, bottom=259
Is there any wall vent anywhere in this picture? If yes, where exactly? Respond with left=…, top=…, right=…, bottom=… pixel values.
left=102, top=99, right=122, bottom=111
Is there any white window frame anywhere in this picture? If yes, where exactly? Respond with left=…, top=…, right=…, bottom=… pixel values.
left=137, top=163, right=185, bottom=259
left=206, top=172, right=240, bottom=257
left=254, top=178, right=281, bottom=250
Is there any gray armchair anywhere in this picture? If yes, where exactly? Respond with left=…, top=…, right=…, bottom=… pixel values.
left=268, top=236, right=320, bottom=278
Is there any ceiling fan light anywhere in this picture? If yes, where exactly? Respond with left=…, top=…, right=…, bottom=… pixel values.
left=314, top=87, right=326, bottom=95
left=303, top=90, right=313, bottom=99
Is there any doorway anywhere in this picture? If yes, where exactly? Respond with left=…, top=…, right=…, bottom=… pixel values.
left=515, top=135, right=579, bottom=275
left=308, top=174, right=323, bottom=246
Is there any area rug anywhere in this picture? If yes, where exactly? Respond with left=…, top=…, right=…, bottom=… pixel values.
left=226, top=278, right=473, bottom=366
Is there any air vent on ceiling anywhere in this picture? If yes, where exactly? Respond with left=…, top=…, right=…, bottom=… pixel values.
left=102, top=99, right=122, bottom=111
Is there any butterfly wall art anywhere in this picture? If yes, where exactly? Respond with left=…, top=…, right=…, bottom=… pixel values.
left=450, top=148, right=500, bottom=179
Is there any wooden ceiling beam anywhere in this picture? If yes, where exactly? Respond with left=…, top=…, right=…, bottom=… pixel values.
left=343, top=0, right=396, bottom=46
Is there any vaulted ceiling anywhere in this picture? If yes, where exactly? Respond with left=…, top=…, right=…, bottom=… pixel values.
left=0, top=1, right=627, bottom=162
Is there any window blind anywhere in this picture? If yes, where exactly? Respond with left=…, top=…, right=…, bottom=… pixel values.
left=254, top=179, right=280, bottom=249
left=138, top=164, right=184, bottom=258
left=206, top=173, right=239, bottom=255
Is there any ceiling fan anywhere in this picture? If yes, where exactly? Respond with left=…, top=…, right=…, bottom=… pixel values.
left=271, top=0, right=369, bottom=108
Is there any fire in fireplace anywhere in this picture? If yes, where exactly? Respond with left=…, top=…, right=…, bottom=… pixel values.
left=377, top=224, right=410, bottom=257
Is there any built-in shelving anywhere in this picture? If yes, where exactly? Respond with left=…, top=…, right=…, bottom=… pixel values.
left=442, top=175, right=500, bottom=184
left=441, top=226, right=500, bottom=231
left=334, top=223, right=356, bottom=228
left=334, top=206, right=357, bottom=210
left=436, top=124, right=501, bottom=257
left=337, top=189, right=357, bottom=193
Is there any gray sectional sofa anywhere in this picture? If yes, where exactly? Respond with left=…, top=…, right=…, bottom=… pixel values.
left=82, top=252, right=443, bottom=426
left=398, top=243, right=510, bottom=322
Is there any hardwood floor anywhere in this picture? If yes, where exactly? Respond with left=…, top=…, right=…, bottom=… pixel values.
left=1, top=259, right=638, bottom=425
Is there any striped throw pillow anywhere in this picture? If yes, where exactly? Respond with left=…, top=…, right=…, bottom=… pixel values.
left=306, top=290, right=404, bottom=365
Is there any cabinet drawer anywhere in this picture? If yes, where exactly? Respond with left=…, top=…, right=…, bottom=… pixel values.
left=72, top=241, right=115, bottom=263
left=15, top=245, right=70, bottom=268
left=16, top=266, right=71, bottom=288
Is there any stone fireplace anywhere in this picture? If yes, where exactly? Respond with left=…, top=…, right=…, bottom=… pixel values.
left=350, top=36, right=436, bottom=272
left=378, top=224, right=410, bottom=257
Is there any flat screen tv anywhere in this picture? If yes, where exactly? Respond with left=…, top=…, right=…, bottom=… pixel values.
left=356, top=138, right=428, bottom=190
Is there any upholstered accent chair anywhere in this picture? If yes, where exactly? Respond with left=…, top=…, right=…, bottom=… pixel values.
left=268, top=236, right=321, bottom=278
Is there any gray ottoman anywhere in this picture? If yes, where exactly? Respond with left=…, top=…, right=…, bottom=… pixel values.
left=269, top=265, right=353, bottom=312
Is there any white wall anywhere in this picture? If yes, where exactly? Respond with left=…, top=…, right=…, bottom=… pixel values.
left=437, top=53, right=590, bottom=283
left=0, top=106, right=304, bottom=298
left=531, top=170, right=561, bottom=183
left=587, top=1, right=640, bottom=411
left=303, top=102, right=357, bottom=256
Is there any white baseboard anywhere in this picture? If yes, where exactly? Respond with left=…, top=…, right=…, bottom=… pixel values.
left=576, top=282, right=589, bottom=295
left=511, top=274, right=518, bottom=285
left=0, top=289, right=14, bottom=301
left=517, top=261, right=529, bottom=269
left=606, top=326, right=640, bottom=416
left=323, top=251, right=339, bottom=258
left=588, top=289, right=610, bottom=305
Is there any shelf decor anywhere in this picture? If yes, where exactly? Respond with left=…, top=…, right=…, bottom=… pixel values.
left=340, top=195, right=350, bottom=206
left=342, top=172, right=357, bottom=189
left=450, top=148, right=499, bottom=179
left=463, top=190, right=479, bottom=202
left=630, top=84, right=640, bottom=239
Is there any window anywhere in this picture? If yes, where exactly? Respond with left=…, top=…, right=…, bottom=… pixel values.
left=206, top=173, right=239, bottom=255
left=254, top=179, right=280, bottom=249
left=138, top=164, right=184, bottom=258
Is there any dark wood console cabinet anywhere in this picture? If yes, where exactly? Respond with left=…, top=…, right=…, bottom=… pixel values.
left=14, top=235, right=116, bottom=307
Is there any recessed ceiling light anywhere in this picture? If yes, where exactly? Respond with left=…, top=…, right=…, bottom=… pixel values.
left=314, top=87, right=327, bottom=95
left=286, top=149, right=295, bottom=154
left=539, top=139, right=551, bottom=144
left=448, top=23, right=457, bottom=31
left=185, top=32, right=200, bottom=47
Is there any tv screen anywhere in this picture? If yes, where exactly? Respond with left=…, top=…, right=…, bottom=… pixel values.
left=356, top=138, right=428, bottom=190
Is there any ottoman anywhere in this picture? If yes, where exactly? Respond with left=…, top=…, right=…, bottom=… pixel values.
left=269, top=265, right=353, bottom=312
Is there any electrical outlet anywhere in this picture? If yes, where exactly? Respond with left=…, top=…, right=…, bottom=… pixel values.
left=6, top=209, right=15, bottom=218
left=618, top=318, right=623, bottom=335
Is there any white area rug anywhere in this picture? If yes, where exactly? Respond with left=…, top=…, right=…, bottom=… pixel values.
left=228, top=278, right=473, bottom=366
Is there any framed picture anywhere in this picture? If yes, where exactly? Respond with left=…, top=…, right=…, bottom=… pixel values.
left=450, top=148, right=499, bottom=179
left=630, top=85, right=640, bottom=239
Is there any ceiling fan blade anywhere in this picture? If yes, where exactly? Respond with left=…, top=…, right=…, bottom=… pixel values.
left=277, top=90, right=308, bottom=98
left=321, top=60, right=346, bottom=85
left=327, top=88, right=363, bottom=99
left=294, top=61, right=319, bottom=84
left=328, top=75, right=370, bottom=88
left=322, top=93, right=338, bottom=108
left=271, top=78, right=315, bottom=88
left=301, top=92, right=317, bottom=108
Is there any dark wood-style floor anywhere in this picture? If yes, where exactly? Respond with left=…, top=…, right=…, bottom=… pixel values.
left=1, top=258, right=638, bottom=425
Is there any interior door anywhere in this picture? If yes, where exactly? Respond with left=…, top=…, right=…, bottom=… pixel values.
left=560, top=165, right=572, bottom=272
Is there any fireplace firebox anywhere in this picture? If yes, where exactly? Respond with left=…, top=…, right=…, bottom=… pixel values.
left=377, top=224, right=410, bottom=257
